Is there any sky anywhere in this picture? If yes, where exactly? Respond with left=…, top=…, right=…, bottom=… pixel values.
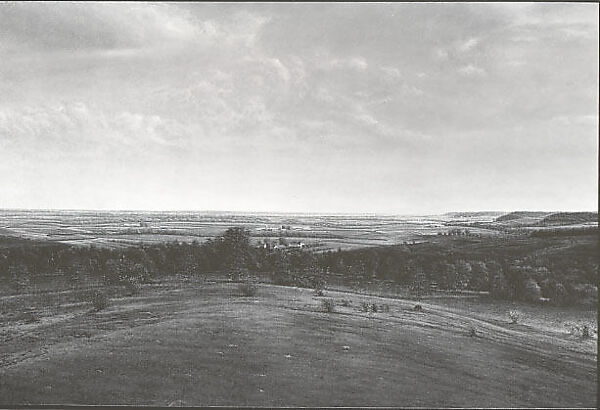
left=0, top=2, right=598, bottom=214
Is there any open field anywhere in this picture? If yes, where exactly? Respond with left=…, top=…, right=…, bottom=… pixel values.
left=1, top=209, right=594, bottom=252
left=0, top=209, right=524, bottom=251
left=0, top=277, right=596, bottom=407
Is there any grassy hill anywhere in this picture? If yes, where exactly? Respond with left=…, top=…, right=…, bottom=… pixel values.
left=495, top=211, right=550, bottom=222
left=537, top=212, right=598, bottom=226
left=0, top=278, right=596, bottom=407
left=495, top=211, right=598, bottom=227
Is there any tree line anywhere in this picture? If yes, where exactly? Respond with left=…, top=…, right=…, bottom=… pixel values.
left=0, top=227, right=597, bottom=306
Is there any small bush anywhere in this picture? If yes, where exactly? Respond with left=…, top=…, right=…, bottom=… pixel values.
left=371, top=304, right=378, bottom=313
left=238, top=282, right=258, bottom=297
left=123, top=278, right=141, bottom=296
left=321, top=299, right=335, bottom=313
left=468, top=327, right=477, bottom=337
left=310, top=275, right=327, bottom=297
left=413, top=304, right=423, bottom=312
left=508, top=310, right=520, bottom=324
left=21, top=311, right=38, bottom=324
left=360, top=301, right=370, bottom=312
left=340, top=299, right=351, bottom=307
left=90, top=290, right=109, bottom=311
left=581, top=325, right=591, bottom=338
left=566, top=322, right=596, bottom=339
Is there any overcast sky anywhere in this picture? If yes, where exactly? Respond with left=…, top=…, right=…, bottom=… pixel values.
left=0, top=2, right=597, bottom=214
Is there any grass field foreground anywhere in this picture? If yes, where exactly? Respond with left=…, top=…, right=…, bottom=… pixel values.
left=0, top=278, right=596, bottom=407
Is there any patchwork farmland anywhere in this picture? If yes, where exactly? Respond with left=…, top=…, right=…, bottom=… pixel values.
left=0, top=209, right=528, bottom=251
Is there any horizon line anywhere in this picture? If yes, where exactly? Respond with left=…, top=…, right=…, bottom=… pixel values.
left=0, top=207, right=597, bottom=217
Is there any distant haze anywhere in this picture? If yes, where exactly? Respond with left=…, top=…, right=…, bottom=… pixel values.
left=0, top=3, right=597, bottom=214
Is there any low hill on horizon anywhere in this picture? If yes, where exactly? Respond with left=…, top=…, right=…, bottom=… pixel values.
left=495, top=211, right=551, bottom=222
left=494, top=211, right=598, bottom=226
left=536, top=212, right=598, bottom=226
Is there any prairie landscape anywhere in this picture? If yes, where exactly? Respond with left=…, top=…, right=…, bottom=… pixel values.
left=0, top=210, right=597, bottom=407
left=0, top=208, right=488, bottom=250
left=1, top=209, right=594, bottom=250
left=1, top=1, right=598, bottom=408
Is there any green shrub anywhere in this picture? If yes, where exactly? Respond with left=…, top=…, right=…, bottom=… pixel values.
left=238, top=282, right=258, bottom=297
left=90, top=290, right=109, bottom=311
left=310, top=274, right=327, bottom=296
left=566, top=322, right=596, bottom=339
left=321, top=299, right=335, bottom=313
left=21, top=310, right=38, bottom=324
left=582, top=325, right=591, bottom=338
left=123, top=278, right=141, bottom=296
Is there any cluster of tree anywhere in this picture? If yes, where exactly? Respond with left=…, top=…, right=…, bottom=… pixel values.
left=438, top=228, right=472, bottom=236
left=313, top=238, right=597, bottom=305
left=529, top=226, right=598, bottom=237
left=0, top=228, right=597, bottom=306
left=0, top=228, right=256, bottom=289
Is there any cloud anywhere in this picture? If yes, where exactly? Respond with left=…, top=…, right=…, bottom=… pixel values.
left=0, top=3, right=597, bottom=212
left=433, top=48, right=449, bottom=61
left=458, top=64, right=486, bottom=77
left=458, top=37, right=479, bottom=52
left=381, top=66, right=401, bottom=80
left=560, top=26, right=595, bottom=40
left=0, top=3, right=201, bottom=52
left=507, top=3, right=598, bottom=28
left=0, top=3, right=271, bottom=59
left=550, top=114, right=598, bottom=127
left=0, top=102, right=191, bottom=160
left=325, top=56, right=368, bottom=72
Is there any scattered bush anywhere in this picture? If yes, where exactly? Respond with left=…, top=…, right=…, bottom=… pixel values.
left=357, top=302, right=389, bottom=313
left=566, top=322, right=596, bottom=339
left=508, top=310, right=520, bottom=324
left=123, top=278, right=141, bottom=296
left=20, top=310, right=38, bottom=324
left=582, top=325, right=591, bottom=338
left=90, top=290, right=109, bottom=311
left=321, top=299, right=335, bottom=313
left=238, top=282, right=258, bottom=297
left=523, top=278, right=543, bottom=302
left=310, top=274, right=327, bottom=297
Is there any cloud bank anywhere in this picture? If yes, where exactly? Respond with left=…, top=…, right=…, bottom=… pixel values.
left=0, top=3, right=597, bottom=213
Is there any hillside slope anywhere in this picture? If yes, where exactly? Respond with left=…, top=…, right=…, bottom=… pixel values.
left=495, top=211, right=550, bottom=222
left=537, top=212, right=598, bottom=226
left=0, top=280, right=596, bottom=407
